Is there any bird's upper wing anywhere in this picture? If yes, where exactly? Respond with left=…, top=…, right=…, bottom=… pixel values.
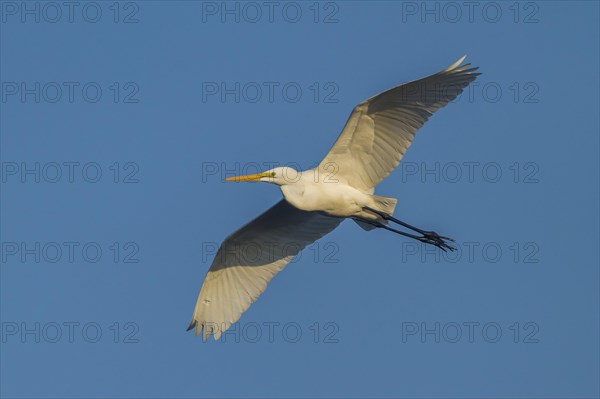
left=318, top=56, right=480, bottom=191
left=189, top=200, right=342, bottom=339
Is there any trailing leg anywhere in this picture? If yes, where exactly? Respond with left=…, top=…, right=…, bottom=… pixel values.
left=361, top=207, right=456, bottom=252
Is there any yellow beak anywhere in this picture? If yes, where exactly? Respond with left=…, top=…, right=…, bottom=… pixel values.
left=225, top=172, right=271, bottom=182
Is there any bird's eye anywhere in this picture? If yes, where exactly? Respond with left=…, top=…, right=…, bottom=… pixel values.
left=270, top=172, right=276, bottom=178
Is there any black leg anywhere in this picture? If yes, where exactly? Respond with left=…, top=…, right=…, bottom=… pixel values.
left=363, top=206, right=429, bottom=234
left=359, top=218, right=424, bottom=241
left=361, top=207, right=456, bottom=252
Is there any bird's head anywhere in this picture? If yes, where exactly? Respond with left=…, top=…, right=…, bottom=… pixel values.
left=225, top=166, right=299, bottom=186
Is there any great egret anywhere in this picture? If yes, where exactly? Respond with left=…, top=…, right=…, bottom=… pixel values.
left=189, top=56, right=480, bottom=339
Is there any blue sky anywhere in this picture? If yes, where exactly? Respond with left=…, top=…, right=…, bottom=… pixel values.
left=1, top=1, right=598, bottom=398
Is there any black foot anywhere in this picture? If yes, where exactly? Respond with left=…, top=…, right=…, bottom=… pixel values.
left=418, top=231, right=456, bottom=252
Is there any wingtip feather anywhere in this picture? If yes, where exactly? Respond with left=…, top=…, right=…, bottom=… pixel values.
left=186, top=319, right=197, bottom=332
left=445, top=55, right=467, bottom=72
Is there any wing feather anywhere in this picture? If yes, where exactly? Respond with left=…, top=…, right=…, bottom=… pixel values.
left=319, top=56, right=480, bottom=191
left=189, top=200, right=341, bottom=339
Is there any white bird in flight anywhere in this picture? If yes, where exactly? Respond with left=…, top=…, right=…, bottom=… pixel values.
left=188, top=56, right=480, bottom=339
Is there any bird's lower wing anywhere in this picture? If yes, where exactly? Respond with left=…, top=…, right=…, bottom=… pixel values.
left=319, top=56, right=480, bottom=191
left=189, top=200, right=342, bottom=339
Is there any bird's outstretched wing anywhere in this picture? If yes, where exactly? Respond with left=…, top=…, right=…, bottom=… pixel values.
left=319, top=56, right=480, bottom=191
left=188, top=200, right=342, bottom=339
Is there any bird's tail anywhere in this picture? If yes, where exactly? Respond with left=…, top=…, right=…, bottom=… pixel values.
left=354, top=195, right=398, bottom=231
left=370, top=195, right=397, bottom=215
left=371, top=195, right=398, bottom=215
